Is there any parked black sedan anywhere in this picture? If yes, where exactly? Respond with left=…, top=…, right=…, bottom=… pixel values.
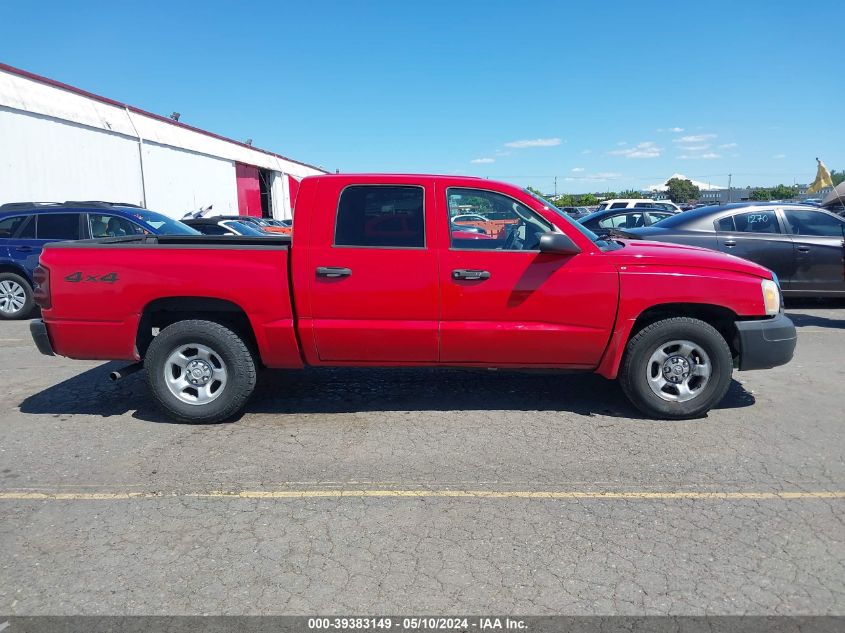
left=577, top=207, right=675, bottom=235
left=624, top=203, right=845, bottom=297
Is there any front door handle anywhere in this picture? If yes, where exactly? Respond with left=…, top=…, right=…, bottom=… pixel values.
left=452, top=269, right=491, bottom=281
left=15, top=246, right=34, bottom=252
left=796, top=246, right=811, bottom=253
left=722, top=239, right=737, bottom=247
left=316, top=266, right=352, bottom=278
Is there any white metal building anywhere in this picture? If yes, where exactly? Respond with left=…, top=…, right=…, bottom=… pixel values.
left=0, top=63, right=325, bottom=220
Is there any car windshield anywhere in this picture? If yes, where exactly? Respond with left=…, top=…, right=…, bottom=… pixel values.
left=224, top=221, right=267, bottom=236
left=523, top=189, right=620, bottom=249
left=118, top=207, right=200, bottom=234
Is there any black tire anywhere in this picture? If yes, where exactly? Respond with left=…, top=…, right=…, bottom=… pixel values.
left=0, top=272, right=34, bottom=320
left=619, top=317, right=733, bottom=420
left=145, top=319, right=256, bottom=423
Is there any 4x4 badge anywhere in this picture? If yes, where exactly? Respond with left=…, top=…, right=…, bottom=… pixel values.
left=64, top=272, right=118, bottom=283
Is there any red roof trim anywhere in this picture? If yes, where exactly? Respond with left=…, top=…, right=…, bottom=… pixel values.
left=0, top=62, right=326, bottom=173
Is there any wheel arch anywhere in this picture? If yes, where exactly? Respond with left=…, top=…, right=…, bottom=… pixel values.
left=0, top=263, right=34, bottom=286
left=597, top=301, right=739, bottom=379
left=136, top=296, right=259, bottom=361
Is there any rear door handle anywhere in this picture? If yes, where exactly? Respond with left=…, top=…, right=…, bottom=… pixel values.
left=452, top=269, right=491, bottom=281
left=316, top=266, right=352, bottom=278
left=14, top=246, right=34, bottom=252
left=722, top=239, right=736, bottom=247
left=796, top=246, right=811, bottom=253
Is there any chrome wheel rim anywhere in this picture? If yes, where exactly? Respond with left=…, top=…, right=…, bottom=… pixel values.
left=0, top=280, right=27, bottom=314
left=163, top=343, right=228, bottom=405
left=646, top=339, right=711, bottom=403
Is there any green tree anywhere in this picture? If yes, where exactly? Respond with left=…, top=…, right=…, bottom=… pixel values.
left=665, top=178, right=701, bottom=203
left=526, top=186, right=545, bottom=197
left=578, top=193, right=599, bottom=206
left=770, top=184, right=799, bottom=200
left=749, top=188, right=771, bottom=201
left=831, top=170, right=845, bottom=186
left=618, top=189, right=645, bottom=199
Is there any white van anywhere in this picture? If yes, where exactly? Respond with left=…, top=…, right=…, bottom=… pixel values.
left=596, top=198, right=682, bottom=213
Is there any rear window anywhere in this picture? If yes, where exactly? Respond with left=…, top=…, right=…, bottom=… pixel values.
left=0, top=215, right=29, bottom=238
left=335, top=185, right=425, bottom=248
left=37, top=213, right=81, bottom=240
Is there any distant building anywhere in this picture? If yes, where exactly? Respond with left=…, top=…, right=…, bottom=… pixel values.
left=0, top=63, right=326, bottom=219
left=697, top=188, right=755, bottom=204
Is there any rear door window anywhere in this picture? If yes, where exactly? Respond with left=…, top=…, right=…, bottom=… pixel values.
left=36, top=213, right=82, bottom=240
left=335, top=185, right=425, bottom=248
left=732, top=210, right=781, bottom=234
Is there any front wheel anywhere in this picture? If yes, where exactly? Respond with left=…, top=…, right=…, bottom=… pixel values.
left=145, top=320, right=256, bottom=423
left=619, top=317, right=733, bottom=420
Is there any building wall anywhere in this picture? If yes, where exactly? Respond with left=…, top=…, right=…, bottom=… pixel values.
left=0, top=107, right=144, bottom=204
left=0, top=65, right=324, bottom=220
left=142, top=142, right=239, bottom=216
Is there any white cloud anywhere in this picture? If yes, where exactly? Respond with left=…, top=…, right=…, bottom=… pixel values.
left=773, top=153, right=786, bottom=159
left=674, top=134, right=716, bottom=143
left=581, top=149, right=592, bottom=154
left=677, top=152, right=721, bottom=160
left=657, top=126, right=685, bottom=133
left=678, top=144, right=710, bottom=151
left=470, top=158, right=495, bottom=164
left=571, top=167, right=585, bottom=172
left=503, top=137, right=562, bottom=148
left=609, top=141, right=661, bottom=159
left=718, top=142, right=738, bottom=149
left=617, top=141, right=627, bottom=146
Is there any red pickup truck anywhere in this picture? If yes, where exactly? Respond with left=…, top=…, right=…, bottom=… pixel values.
left=29, top=174, right=796, bottom=423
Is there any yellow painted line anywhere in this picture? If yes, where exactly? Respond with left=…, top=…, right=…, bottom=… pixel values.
left=0, top=490, right=844, bottom=501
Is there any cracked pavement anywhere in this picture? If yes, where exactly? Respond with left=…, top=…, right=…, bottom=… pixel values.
left=0, top=303, right=844, bottom=615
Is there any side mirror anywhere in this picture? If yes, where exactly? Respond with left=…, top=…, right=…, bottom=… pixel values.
left=538, top=232, right=581, bottom=255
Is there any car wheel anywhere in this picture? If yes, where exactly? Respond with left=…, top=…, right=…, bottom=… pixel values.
left=0, top=272, right=34, bottom=320
left=619, top=317, right=733, bottom=420
left=145, top=319, right=257, bottom=423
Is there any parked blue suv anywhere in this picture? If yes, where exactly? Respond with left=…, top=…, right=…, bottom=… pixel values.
left=0, top=201, right=198, bottom=319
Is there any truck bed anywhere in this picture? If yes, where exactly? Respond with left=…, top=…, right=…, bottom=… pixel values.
left=37, top=235, right=302, bottom=368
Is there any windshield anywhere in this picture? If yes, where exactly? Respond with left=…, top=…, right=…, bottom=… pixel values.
left=523, top=189, right=620, bottom=249
left=223, top=221, right=268, bottom=236
left=118, top=207, right=200, bottom=235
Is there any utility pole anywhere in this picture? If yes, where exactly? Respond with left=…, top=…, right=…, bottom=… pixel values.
left=728, top=173, right=732, bottom=203
left=554, top=176, right=557, bottom=198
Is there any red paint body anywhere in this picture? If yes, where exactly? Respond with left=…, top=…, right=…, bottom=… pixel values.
left=37, top=174, right=775, bottom=379
left=236, top=163, right=262, bottom=217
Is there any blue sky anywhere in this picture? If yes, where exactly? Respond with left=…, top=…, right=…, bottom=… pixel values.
left=2, top=0, right=842, bottom=193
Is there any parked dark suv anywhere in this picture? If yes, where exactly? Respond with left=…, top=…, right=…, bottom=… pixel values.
left=0, top=201, right=197, bottom=319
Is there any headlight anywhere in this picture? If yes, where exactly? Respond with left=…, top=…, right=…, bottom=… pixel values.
left=761, top=278, right=781, bottom=316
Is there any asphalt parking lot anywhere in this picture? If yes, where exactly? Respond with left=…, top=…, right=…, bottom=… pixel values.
left=1, top=303, right=843, bottom=616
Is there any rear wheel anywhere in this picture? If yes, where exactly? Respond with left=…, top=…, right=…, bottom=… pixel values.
left=619, top=317, right=733, bottom=419
left=145, top=319, right=256, bottom=423
left=0, top=273, right=34, bottom=320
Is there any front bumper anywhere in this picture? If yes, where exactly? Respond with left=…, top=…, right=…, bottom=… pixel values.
left=30, top=319, right=55, bottom=356
left=735, top=313, right=796, bottom=371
